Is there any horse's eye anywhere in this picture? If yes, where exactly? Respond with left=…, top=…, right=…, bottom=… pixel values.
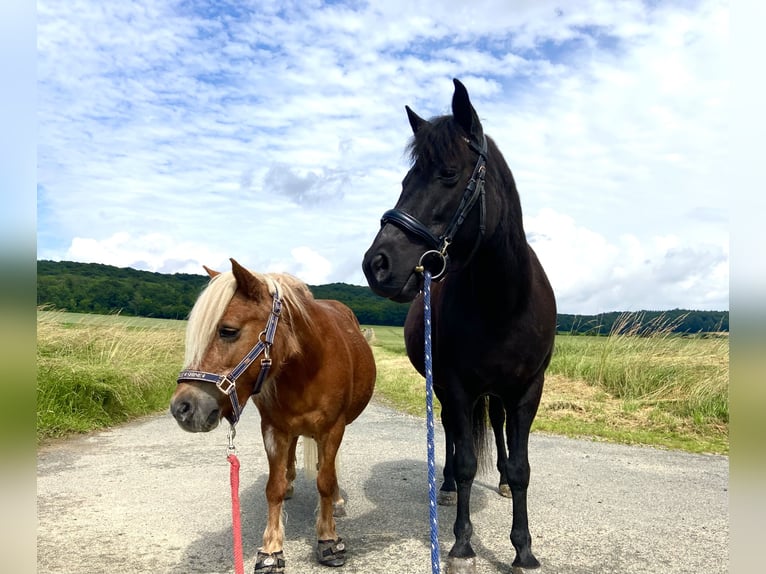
left=438, top=168, right=459, bottom=184
left=219, top=326, right=239, bottom=340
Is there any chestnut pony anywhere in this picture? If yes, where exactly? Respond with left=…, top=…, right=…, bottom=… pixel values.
left=363, top=80, right=556, bottom=572
left=170, top=259, right=376, bottom=572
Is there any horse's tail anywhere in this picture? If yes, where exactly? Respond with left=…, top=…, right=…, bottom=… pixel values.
left=302, top=437, right=342, bottom=481
left=472, top=396, right=493, bottom=476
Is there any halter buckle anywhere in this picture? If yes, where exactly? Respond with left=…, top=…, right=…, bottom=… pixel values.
left=217, top=376, right=236, bottom=395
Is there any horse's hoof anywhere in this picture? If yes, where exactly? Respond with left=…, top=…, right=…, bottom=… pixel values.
left=285, top=485, right=294, bottom=500
left=437, top=491, right=457, bottom=506
left=255, top=550, right=286, bottom=573
left=446, top=555, right=476, bottom=574
left=316, top=537, right=346, bottom=567
left=498, top=483, right=512, bottom=498
left=512, top=552, right=541, bottom=569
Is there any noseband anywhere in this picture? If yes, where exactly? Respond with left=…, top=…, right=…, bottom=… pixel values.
left=380, top=135, right=487, bottom=279
left=176, top=286, right=283, bottom=425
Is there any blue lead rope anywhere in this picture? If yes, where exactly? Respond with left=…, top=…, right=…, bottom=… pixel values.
left=423, top=270, right=441, bottom=574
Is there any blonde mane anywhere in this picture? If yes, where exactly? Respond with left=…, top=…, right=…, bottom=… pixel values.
left=184, top=270, right=313, bottom=369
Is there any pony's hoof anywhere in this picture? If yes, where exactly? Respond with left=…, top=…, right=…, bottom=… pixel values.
left=333, top=500, right=347, bottom=517
left=284, top=485, right=294, bottom=500
left=446, top=555, right=476, bottom=574
left=255, top=550, right=285, bottom=573
left=437, top=490, right=457, bottom=506
left=498, top=483, right=512, bottom=498
left=316, top=537, right=346, bottom=567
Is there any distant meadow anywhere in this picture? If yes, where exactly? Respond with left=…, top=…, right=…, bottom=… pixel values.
left=37, top=310, right=727, bottom=454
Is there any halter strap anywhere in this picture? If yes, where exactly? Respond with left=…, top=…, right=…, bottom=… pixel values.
left=381, top=209, right=440, bottom=249
left=177, top=285, right=283, bottom=425
left=380, top=135, right=488, bottom=279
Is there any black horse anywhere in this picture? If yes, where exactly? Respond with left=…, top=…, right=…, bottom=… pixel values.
left=363, top=79, right=556, bottom=572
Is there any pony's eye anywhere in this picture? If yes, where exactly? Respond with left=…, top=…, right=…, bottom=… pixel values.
left=218, top=326, right=240, bottom=340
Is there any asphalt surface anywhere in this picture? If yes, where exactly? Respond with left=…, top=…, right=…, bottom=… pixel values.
left=37, top=401, right=729, bottom=574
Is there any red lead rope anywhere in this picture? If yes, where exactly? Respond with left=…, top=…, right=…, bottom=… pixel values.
left=228, top=453, right=245, bottom=574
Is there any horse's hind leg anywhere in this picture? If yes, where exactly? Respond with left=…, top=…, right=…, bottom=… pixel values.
left=438, top=407, right=458, bottom=506
left=314, top=424, right=347, bottom=566
left=503, top=379, right=544, bottom=569
left=285, top=436, right=298, bottom=500
left=488, top=396, right=511, bottom=497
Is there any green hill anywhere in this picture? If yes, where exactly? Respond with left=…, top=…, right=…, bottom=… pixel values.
left=36, top=260, right=728, bottom=333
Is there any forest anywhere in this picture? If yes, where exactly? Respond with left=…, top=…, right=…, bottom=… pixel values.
left=37, top=260, right=728, bottom=333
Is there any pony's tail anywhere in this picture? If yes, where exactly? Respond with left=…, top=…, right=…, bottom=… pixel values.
left=472, top=396, right=493, bottom=476
left=302, top=437, right=343, bottom=481
left=303, top=437, right=318, bottom=480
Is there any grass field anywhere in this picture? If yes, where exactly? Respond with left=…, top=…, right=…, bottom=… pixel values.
left=37, top=310, right=728, bottom=454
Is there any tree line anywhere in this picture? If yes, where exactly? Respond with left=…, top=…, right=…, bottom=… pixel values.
left=37, top=260, right=728, bottom=333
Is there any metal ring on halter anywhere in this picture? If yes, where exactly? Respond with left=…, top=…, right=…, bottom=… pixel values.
left=415, top=249, right=448, bottom=280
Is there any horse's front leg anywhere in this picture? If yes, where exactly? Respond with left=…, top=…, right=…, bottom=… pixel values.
left=504, top=378, right=544, bottom=569
left=445, top=403, right=478, bottom=574
left=315, top=423, right=347, bottom=567
left=488, top=396, right=511, bottom=497
left=257, top=425, right=290, bottom=573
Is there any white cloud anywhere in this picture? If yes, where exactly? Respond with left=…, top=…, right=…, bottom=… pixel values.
left=37, top=0, right=729, bottom=313
left=526, top=208, right=728, bottom=314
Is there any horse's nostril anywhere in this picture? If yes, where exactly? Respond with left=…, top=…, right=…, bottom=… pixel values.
left=171, top=399, right=193, bottom=422
left=372, top=253, right=389, bottom=278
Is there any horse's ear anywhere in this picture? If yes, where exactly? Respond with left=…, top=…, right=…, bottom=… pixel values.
left=405, top=105, right=428, bottom=134
left=202, top=265, right=220, bottom=278
left=452, top=78, right=484, bottom=143
left=230, top=258, right=265, bottom=300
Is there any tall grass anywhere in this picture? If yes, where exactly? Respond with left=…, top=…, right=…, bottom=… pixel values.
left=366, top=318, right=728, bottom=454
left=550, top=313, right=728, bottom=426
left=36, top=311, right=728, bottom=453
left=37, top=309, right=185, bottom=441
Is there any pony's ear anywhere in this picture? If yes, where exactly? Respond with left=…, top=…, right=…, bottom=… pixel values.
left=452, top=78, right=484, bottom=144
left=230, top=258, right=266, bottom=300
left=202, top=265, right=220, bottom=278
left=405, top=105, right=428, bottom=134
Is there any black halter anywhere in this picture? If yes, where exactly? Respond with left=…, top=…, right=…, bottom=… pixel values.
left=380, top=135, right=487, bottom=279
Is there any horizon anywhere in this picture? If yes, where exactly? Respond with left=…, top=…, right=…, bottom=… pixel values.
left=37, top=258, right=729, bottom=314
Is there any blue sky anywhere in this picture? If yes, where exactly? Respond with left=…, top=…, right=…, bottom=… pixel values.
left=36, top=0, right=729, bottom=314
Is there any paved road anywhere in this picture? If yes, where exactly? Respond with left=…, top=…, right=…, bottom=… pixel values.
left=37, top=402, right=728, bottom=574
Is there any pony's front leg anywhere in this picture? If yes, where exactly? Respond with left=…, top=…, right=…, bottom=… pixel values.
left=257, top=425, right=290, bottom=573
left=446, top=404, right=478, bottom=574
left=315, top=424, right=347, bottom=567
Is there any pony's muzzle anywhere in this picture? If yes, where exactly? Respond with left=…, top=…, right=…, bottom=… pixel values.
left=170, top=386, right=221, bottom=432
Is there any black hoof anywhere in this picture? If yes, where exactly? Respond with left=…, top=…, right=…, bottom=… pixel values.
left=316, top=537, right=346, bottom=567
left=446, top=555, right=476, bottom=574
left=255, top=550, right=285, bottom=573
left=512, top=553, right=541, bottom=569
left=437, top=490, right=457, bottom=506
